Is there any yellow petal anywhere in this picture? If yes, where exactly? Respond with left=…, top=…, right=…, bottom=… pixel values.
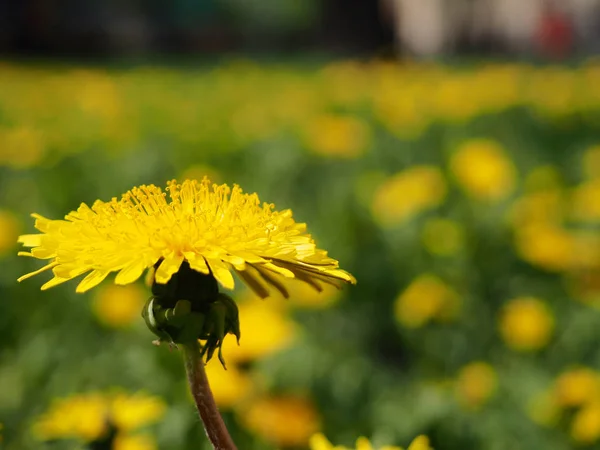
left=115, top=259, right=149, bottom=285
left=356, top=437, right=374, bottom=450
left=206, top=258, right=235, bottom=290
left=53, top=264, right=91, bottom=279
left=17, top=234, right=43, bottom=247
left=407, top=436, right=432, bottom=450
left=76, top=270, right=110, bottom=293
left=309, top=433, right=334, bottom=450
left=30, top=247, right=57, bottom=259
left=17, top=261, right=58, bottom=282
left=31, top=213, right=51, bottom=232
left=41, top=276, right=71, bottom=290
left=185, top=253, right=210, bottom=274
left=154, top=253, right=184, bottom=284
left=263, top=262, right=295, bottom=278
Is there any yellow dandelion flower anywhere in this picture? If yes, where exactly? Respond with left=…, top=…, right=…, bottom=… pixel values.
left=508, top=190, right=565, bottom=228
left=371, top=167, right=446, bottom=226
left=513, top=223, right=573, bottom=272
left=394, top=274, right=459, bottom=328
left=17, top=178, right=356, bottom=295
left=308, top=433, right=432, bottom=450
left=33, top=391, right=165, bottom=441
left=554, top=368, right=600, bottom=408
left=455, top=362, right=497, bottom=410
left=571, top=401, right=600, bottom=444
left=114, top=433, right=156, bottom=450
left=239, top=395, right=320, bottom=447
left=0, top=125, right=46, bottom=169
left=304, top=114, right=370, bottom=159
left=499, top=297, right=554, bottom=352
left=450, top=139, right=516, bottom=201
left=220, top=296, right=297, bottom=362
left=204, top=362, right=252, bottom=408
left=93, top=283, right=146, bottom=327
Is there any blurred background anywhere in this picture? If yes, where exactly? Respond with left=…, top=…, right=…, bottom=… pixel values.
left=1, top=1, right=600, bottom=450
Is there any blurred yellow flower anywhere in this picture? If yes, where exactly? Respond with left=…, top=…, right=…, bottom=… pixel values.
left=75, top=70, right=122, bottom=120
left=514, top=223, right=572, bottom=272
left=372, top=167, right=446, bottom=226
left=220, top=296, right=297, bottom=362
left=92, top=284, right=146, bottom=328
left=0, top=209, right=20, bottom=257
left=394, top=274, right=460, bottom=328
left=286, top=278, right=341, bottom=309
left=204, top=363, right=252, bottom=408
left=0, top=126, right=46, bottom=169
left=450, top=139, right=516, bottom=201
left=455, top=362, right=497, bottom=410
left=571, top=401, right=600, bottom=444
left=114, top=433, right=156, bottom=450
left=18, top=178, right=355, bottom=293
left=499, top=297, right=554, bottom=352
left=33, top=391, right=165, bottom=441
left=554, top=368, right=600, bottom=408
left=421, top=218, right=464, bottom=256
left=309, top=433, right=432, bottom=450
left=239, top=395, right=320, bottom=447
left=508, top=190, right=564, bottom=227
left=304, top=114, right=370, bottom=158
left=571, top=180, right=600, bottom=222
left=582, top=145, right=600, bottom=179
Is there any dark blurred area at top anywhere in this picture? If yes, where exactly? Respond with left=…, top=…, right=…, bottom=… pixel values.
left=0, top=0, right=599, bottom=60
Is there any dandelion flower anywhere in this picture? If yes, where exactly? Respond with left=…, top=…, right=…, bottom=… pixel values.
left=309, top=433, right=432, bottom=450
left=17, top=178, right=356, bottom=295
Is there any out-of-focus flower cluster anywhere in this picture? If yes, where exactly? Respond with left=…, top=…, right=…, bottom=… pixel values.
left=2, top=59, right=600, bottom=450
left=0, top=61, right=599, bottom=168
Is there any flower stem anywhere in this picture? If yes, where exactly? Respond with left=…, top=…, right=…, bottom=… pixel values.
left=182, top=341, right=238, bottom=450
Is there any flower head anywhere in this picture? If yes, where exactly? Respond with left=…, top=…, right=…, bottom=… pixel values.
left=18, top=178, right=356, bottom=295
left=499, top=297, right=554, bottom=352
left=309, top=433, right=432, bottom=450
left=32, top=391, right=164, bottom=446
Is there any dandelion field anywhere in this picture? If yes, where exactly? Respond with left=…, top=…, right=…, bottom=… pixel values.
left=1, top=59, right=600, bottom=450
